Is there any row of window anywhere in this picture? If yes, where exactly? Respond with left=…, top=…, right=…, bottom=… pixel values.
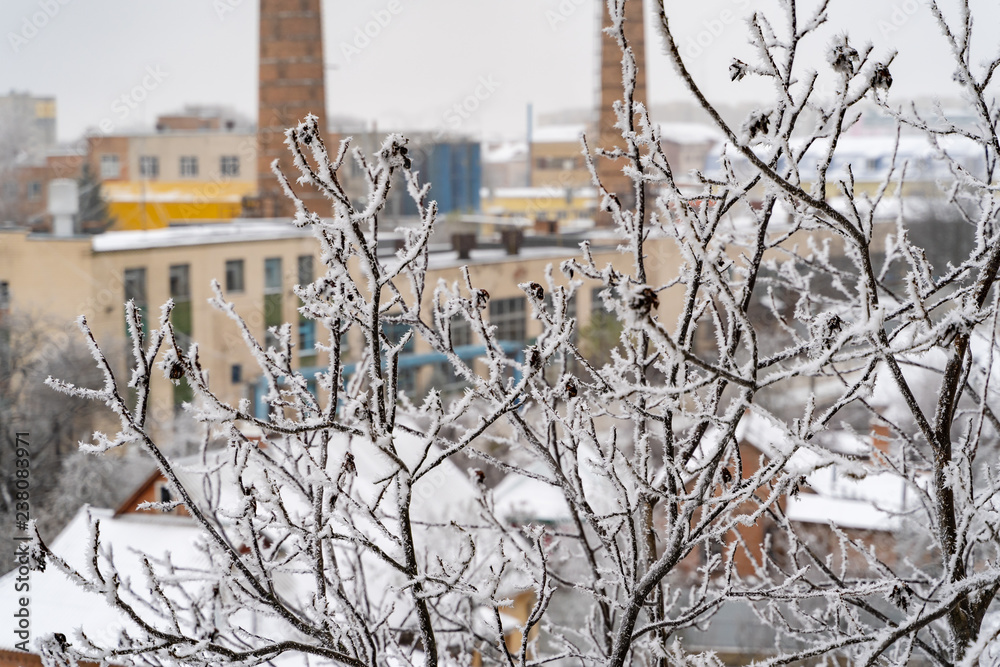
left=100, top=154, right=241, bottom=180
left=124, top=257, right=318, bottom=392
left=535, top=156, right=583, bottom=171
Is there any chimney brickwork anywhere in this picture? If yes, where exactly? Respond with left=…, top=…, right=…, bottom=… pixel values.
left=257, top=0, right=330, bottom=219
left=596, top=0, right=648, bottom=227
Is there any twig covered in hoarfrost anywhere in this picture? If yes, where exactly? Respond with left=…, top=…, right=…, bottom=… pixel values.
left=30, top=1, right=1000, bottom=665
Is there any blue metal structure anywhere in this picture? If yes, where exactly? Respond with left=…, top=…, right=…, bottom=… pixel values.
left=251, top=341, right=523, bottom=420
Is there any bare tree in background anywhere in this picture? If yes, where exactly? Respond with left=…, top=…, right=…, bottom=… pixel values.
left=0, top=312, right=118, bottom=546
left=28, top=1, right=1000, bottom=665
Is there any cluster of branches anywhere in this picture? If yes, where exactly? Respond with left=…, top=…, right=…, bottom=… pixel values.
left=28, top=0, right=1000, bottom=665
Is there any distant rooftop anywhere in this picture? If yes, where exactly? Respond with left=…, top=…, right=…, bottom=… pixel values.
left=90, top=220, right=311, bottom=252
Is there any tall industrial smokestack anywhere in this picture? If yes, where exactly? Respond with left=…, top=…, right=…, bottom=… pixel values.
left=257, top=0, right=330, bottom=220
left=596, top=0, right=648, bottom=227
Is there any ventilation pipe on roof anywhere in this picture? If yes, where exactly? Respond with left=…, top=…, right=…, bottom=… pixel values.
left=48, top=178, right=78, bottom=237
left=451, top=232, right=476, bottom=260
left=501, top=228, right=523, bottom=255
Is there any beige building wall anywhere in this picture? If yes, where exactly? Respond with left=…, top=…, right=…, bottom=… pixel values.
left=0, top=226, right=322, bottom=433
left=1, top=225, right=685, bottom=437
left=124, top=132, right=257, bottom=183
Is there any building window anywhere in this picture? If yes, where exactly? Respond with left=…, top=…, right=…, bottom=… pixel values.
left=179, top=156, right=199, bottom=177
left=124, top=268, right=147, bottom=305
left=225, top=259, right=244, bottom=293
left=264, top=258, right=283, bottom=348
left=26, top=181, right=42, bottom=201
left=0, top=281, right=9, bottom=310
left=264, top=258, right=282, bottom=294
left=489, top=297, right=527, bottom=343
left=169, top=264, right=192, bottom=340
left=450, top=316, right=472, bottom=348
left=124, top=267, right=148, bottom=336
left=100, top=154, right=120, bottom=179
left=169, top=264, right=190, bottom=301
left=383, top=321, right=415, bottom=353
left=231, top=364, right=242, bottom=384
left=297, top=255, right=313, bottom=286
left=139, top=155, right=159, bottom=179
left=220, top=155, right=240, bottom=177
left=297, top=255, right=317, bottom=364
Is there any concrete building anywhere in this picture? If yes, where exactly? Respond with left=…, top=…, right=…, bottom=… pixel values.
left=0, top=92, right=57, bottom=163
left=0, top=220, right=685, bottom=438
left=0, top=222, right=321, bottom=431
left=0, top=93, right=61, bottom=227
left=86, top=116, right=258, bottom=230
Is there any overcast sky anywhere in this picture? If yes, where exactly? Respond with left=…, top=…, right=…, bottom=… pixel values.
left=1, top=0, right=996, bottom=143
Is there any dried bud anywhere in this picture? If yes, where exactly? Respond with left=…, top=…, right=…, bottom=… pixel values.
left=343, top=451, right=356, bottom=475
left=473, top=469, right=486, bottom=485
left=525, top=347, right=542, bottom=370
left=564, top=380, right=578, bottom=399
left=743, top=110, right=770, bottom=141
left=830, top=42, right=859, bottom=74
left=889, top=583, right=910, bottom=611
left=721, top=468, right=733, bottom=484
left=629, top=287, right=659, bottom=316
left=871, top=63, right=892, bottom=90
left=729, top=58, right=748, bottom=82
left=526, top=282, right=544, bottom=301
left=169, top=362, right=183, bottom=380
left=474, top=288, right=490, bottom=310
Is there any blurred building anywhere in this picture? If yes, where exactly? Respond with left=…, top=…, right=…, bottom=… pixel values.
left=0, top=219, right=684, bottom=434
left=481, top=186, right=596, bottom=227
left=394, top=140, right=481, bottom=217
left=86, top=107, right=257, bottom=230
left=0, top=92, right=61, bottom=227
left=0, top=92, right=57, bottom=162
left=0, top=221, right=320, bottom=431
left=529, top=124, right=592, bottom=190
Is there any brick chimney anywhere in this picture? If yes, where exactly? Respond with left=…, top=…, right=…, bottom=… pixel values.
left=871, top=421, right=892, bottom=464
left=257, top=0, right=330, bottom=220
left=596, top=0, right=647, bottom=227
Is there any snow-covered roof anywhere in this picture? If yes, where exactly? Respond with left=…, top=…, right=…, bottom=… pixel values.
left=0, top=508, right=206, bottom=651
left=91, top=220, right=313, bottom=252
left=483, top=186, right=597, bottom=200
left=694, top=410, right=916, bottom=532
left=659, top=122, right=723, bottom=146
left=492, top=471, right=571, bottom=525
left=532, top=124, right=588, bottom=144
left=785, top=493, right=901, bottom=531
left=483, top=141, right=528, bottom=164
left=0, top=426, right=485, bottom=657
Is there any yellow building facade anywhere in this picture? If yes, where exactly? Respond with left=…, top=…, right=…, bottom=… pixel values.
left=88, top=129, right=258, bottom=230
